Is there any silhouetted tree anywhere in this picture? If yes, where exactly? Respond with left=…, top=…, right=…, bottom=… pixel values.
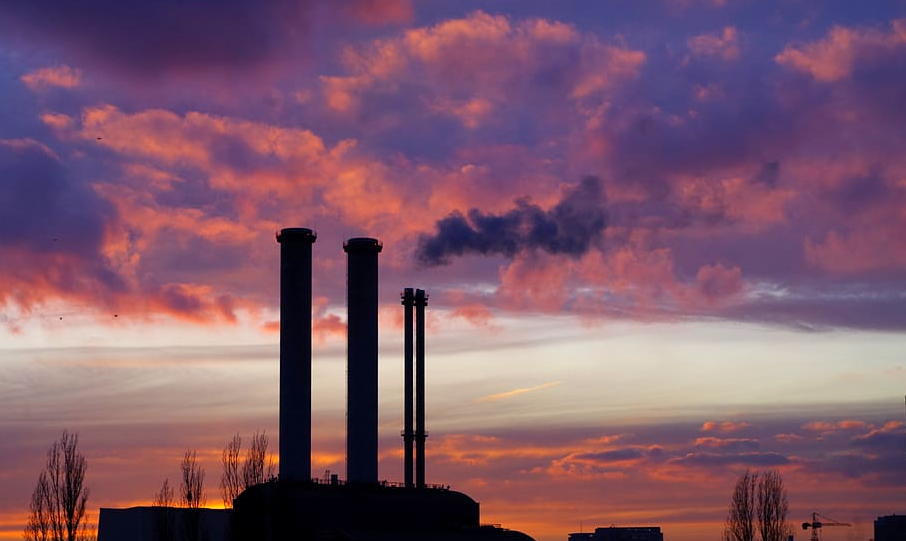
left=25, top=473, right=51, bottom=541
left=180, top=449, right=206, bottom=508
left=153, top=478, right=175, bottom=507
left=723, top=469, right=756, bottom=541
left=220, top=431, right=275, bottom=507
left=179, top=450, right=206, bottom=541
left=152, top=479, right=176, bottom=541
left=722, top=469, right=790, bottom=541
left=242, top=431, right=275, bottom=488
left=24, top=431, right=93, bottom=541
left=220, top=434, right=243, bottom=508
left=757, top=470, right=790, bottom=541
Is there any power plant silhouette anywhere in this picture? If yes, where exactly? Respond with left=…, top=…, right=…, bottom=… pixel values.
left=233, top=228, right=534, bottom=540
left=97, top=228, right=535, bottom=541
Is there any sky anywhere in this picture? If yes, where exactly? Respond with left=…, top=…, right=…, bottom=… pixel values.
left=1, top=1, right=905, bottom=540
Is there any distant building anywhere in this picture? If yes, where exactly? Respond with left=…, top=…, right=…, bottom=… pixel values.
left=569, top=526, right=664, bottom=541
left=97, top=506, right=231, bottom=541
left=874, top=514, right=906, bottom=541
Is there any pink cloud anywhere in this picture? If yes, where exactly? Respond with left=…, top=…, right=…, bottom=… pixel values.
left=776, top=19, right=906, bottom=81
left=696, top=263, right=742, bottom=302
left=20, top=65, right=82, bottom=90
left=341, top=0, right=413, bottom=26
left=449, top=303, right=497, bottom=329
left=687, top=27, right=740, bottom=61
left=804, top=226, right=906, bottom=275
left=324, top=11, right=645, bottom=115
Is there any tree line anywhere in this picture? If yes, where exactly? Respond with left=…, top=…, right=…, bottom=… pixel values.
left=722, top=469, right=790, bottom=541
left=24, top=430, right=275, bottom=541
left=26, top=431, right=790, bottom=541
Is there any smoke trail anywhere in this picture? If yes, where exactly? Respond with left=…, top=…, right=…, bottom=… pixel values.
left=416, top=176, right=606, bottom=266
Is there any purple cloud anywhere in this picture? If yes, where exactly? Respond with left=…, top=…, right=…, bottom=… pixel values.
left=0, top=139, right=112, bottom=258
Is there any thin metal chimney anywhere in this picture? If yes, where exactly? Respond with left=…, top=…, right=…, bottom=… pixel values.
left=415, top=288, right=428, bottom=488
left=276, top=227, right=317, bottom=481
left=401, top=288, right=415, bottom=488
left=344, top=237, right=382, bottom=484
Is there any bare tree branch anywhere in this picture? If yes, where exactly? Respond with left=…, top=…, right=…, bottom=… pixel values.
left=220, top=434, right=243, bottom=508
left=757, top=470, right=790, bottom=541
left=723, top=469, right=756, bottom=541
left=180, top=450, right=206, bottom=509
left=242, top=431, right=275, bottom=488
left=25, top=471, right=51, bottom=541
left=723, top=469, right=791, bottom=541
left=153, top=479, right=175, bottom=508
left=24, top=431, right=92, bottom=541
left=219, top=430, right=275, bottom=508
left=151, top=478, right=176, bottom=541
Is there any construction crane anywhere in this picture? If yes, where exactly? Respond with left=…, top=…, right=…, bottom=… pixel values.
left=801, top=512, right=851, bottom=541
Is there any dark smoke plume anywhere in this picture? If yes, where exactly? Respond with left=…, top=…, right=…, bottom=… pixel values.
left=416, top=176, right=606, bottom=266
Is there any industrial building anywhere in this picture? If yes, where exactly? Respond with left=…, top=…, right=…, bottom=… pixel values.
left=98, top=228, right=535, bottom=541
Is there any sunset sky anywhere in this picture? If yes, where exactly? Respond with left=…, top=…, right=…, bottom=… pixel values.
left=1, top=1, right=905, bottom=540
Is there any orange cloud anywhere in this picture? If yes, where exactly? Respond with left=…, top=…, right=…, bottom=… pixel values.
left=477, top=381, right=562, bottom=403
left=801, top=420, right=870, bottom=434
left=701, top=421, right=750, bottom=433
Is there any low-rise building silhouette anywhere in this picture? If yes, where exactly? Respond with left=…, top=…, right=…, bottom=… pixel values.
left=569, top=526, right=664, bottom=541
left=874, top=514, right=906, bottom=541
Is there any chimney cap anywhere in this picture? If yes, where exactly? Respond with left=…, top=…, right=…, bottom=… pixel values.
left=343, top=237, right=383, bottom=253
left=276, top=228, right=317, bottom=243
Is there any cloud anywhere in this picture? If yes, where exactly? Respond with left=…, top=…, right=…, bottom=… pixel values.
left=776, top=19, right=906, bottom=82
left=20, top=65, right=82, bottom=90
left=0, top=139, right=125, bottom=317
left=448, top=303, right=497, bottom=329
left=477, top=381, right=562, bottom=403
left=0, top=139, right=109, bottom=256
left=802, top=420, right=870, bottom=434
left=687, top=26, right=740, bottom=61
left=694, top=437, right=760, bottom=452
left=0, top=0, right=412, bottom=78
left=416, top=177, right=606, bottom=266
left=669, top=451, right=790, bottom=468
left=849, top=421, right=905, bottom=450
left=320, top=10, right=645, bottom=135
left=701, top=421, right=751, bottom=433
left=341, top=0, right=413, bottom=25
left=696, top=263, right=743, bottom=301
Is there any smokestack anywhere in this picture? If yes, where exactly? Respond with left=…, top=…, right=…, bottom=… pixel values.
left=344, top=237, right=383, bottom=483
left=276, top=227, right=317, bottom=481
left=415, top=288, right=428, bottom=488
left=402, top=288, right=415, bottom=488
